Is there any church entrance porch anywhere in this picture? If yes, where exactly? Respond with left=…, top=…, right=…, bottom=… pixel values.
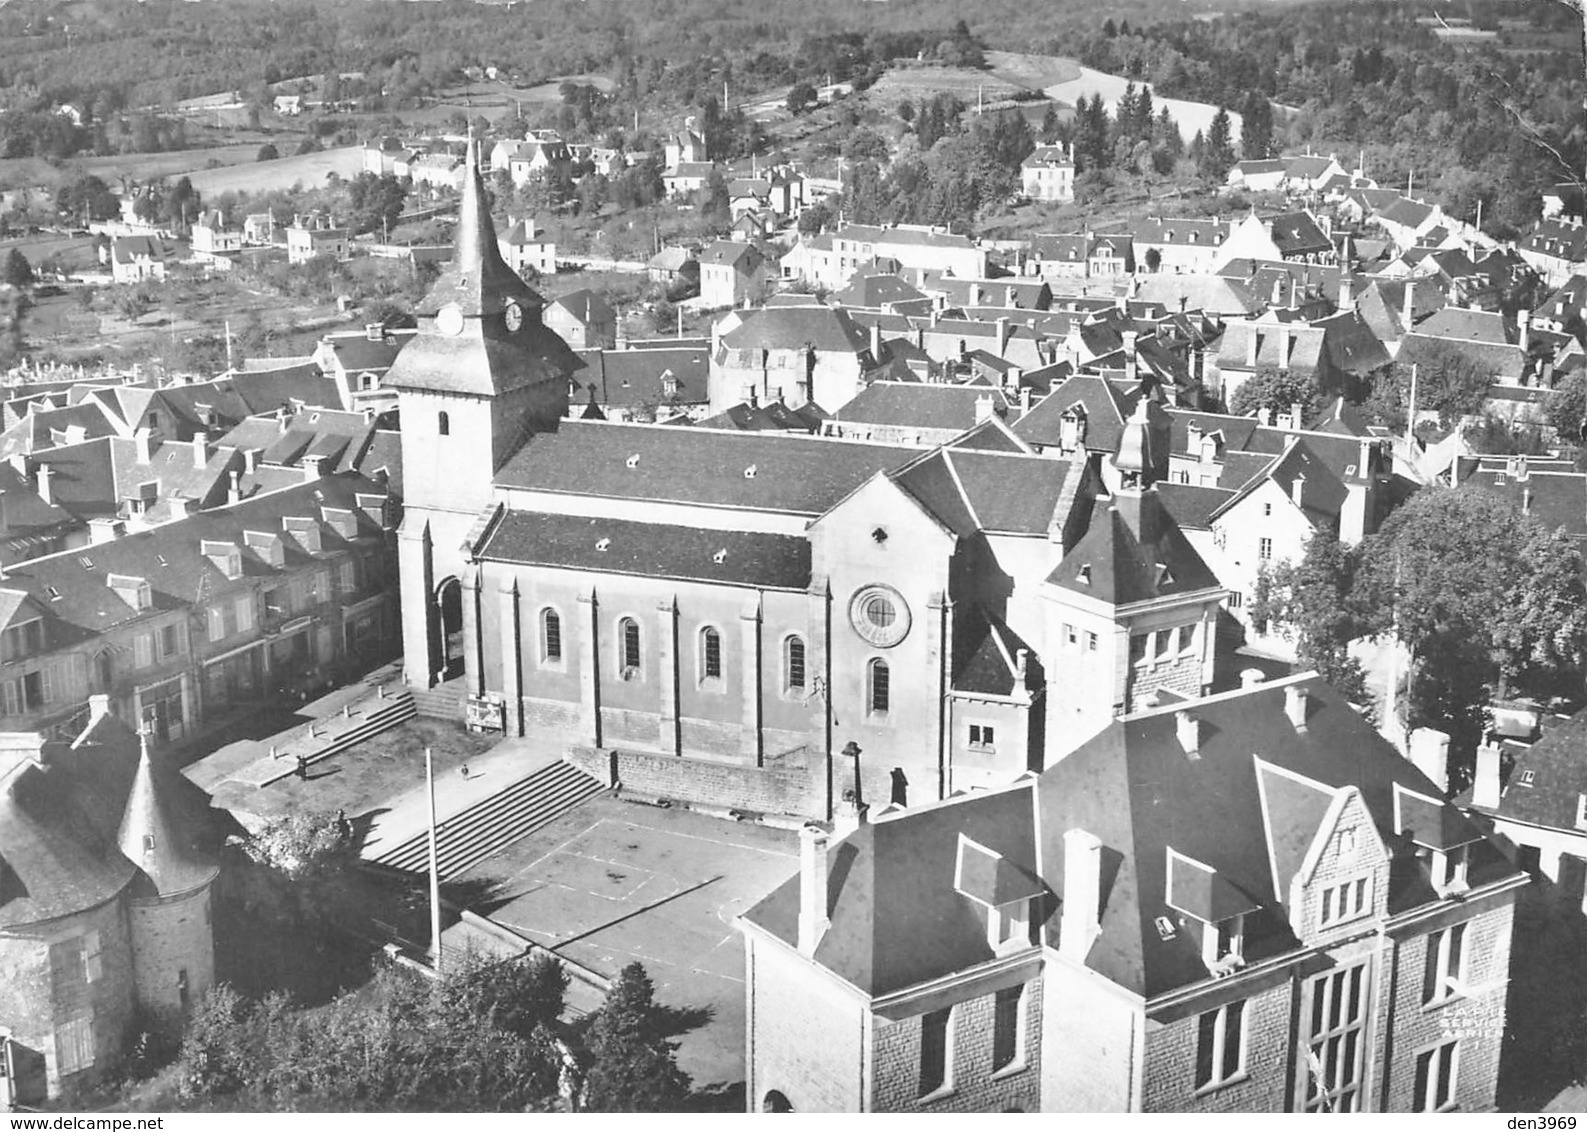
left=436, top=576, right=465, bottom=681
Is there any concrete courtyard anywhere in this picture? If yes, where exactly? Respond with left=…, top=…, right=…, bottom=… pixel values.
left=458, top=793, right=799, bottom=1093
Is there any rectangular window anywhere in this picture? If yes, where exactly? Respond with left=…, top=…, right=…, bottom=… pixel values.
left=1178, top=624, right=1196, bottom=655
left=1423, top=923, right=1468, bottom=1005
left=1259, top=537, right=1273, bottom=561
left=1305, top=963, right=1368, bottom=1112
left=1229, top=591, right=1244, bottom=609
left=207, top=605, right=226, bottom=641
left=159, top=623, right=181, bottom=660
left=992, top=986, right=1024, bottom=1073
left=338, top=559, right=357, bottom=594
left=1414, top=1042, right=1458, bottom=1111
left=1195, top=1000, right=1246, bottom=1090
left=1130, top=634, right=1148, bottom=667
left=1154, top=628, right=1173, bottom=660
left=968, top=724, right=995, bottom=750
left=1065, top=623, right=1077, bottom=645
left=1086, top=631, right=1098, bottom=651
left=918, top=1007, right=952, bottom=1097
left=1319, top=875, right=1371, bottom=928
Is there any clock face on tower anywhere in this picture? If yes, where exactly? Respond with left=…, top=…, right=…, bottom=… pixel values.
left=436, top=303, right=465, bottom=336
left=503, top=300, right=523, bottom=333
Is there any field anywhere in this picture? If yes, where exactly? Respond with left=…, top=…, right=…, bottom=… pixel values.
left=183, top=145, right=366, bottom=195
left=863, top=63, right=1030, bottom=107
left=401, top=74, right=617, bottom=127
left=984, top=51, right=1083, bottom=91
left=1034, top=58, right=1243, bottom=144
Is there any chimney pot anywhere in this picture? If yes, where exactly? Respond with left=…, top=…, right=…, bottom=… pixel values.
left=35, top=462, right=52, bottom=506
left=192, top=430, right=208, bottom=469
left=1176, top=709, right=1202, bottom=759
left=134, top=427, right=153, bottom=465
left=1473, top=742, right=1503, bottom=810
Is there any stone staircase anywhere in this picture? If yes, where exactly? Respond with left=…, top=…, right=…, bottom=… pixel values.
left=231, top=684, right=416, bottom=788
left=370, top=760, right=606, bottom=880
left=411, top=679, right=466, bottom=721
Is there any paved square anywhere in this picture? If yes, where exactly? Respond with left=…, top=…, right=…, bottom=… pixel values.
left=461, top=794, right=799, bottom=1090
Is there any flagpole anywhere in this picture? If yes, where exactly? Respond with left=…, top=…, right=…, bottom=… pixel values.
left=426, top=746, right=442, bottom=969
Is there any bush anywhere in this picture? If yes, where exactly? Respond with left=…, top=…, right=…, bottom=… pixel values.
left=256, top=144, right=279, bottom=162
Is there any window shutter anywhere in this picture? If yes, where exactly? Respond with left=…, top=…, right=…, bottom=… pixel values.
left=134, top=633, right=152, bottom=669
left=39, top=666, right=52, bottom=703
left=236, top=597, right=254, bottom=633
left=3, top=679, right=16, bottom=715
left=209, top=606, right=225, bottom=641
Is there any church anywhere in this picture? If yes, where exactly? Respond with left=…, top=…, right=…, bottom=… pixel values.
left=392, top=144, right=1225, bottom=818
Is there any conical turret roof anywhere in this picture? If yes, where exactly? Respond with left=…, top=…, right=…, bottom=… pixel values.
left=116, top=733, right=218, bottom=898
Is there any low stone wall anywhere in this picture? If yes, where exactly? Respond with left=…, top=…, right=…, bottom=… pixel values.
left=566, top=744, right=826, bottom=820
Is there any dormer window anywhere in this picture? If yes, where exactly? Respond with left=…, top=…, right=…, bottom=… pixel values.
left=987, top=899, right=1032, bottom=954
left=1202, top=913, right=1245, bottom=971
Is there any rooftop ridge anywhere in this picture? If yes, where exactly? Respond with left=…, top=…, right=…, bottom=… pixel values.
left=1122, top=669, right=1319, bottom=721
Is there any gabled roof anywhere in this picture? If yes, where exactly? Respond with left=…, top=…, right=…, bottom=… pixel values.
left=1011, top=372, right=1142, bottom=453
left=694, top=400, right=826, bottom=433
left=494, top=420, right=911, bottom=515
left=1262, top=211, right=1332, bottom=256
left=1489, top=704, right=1587, bottom=829
left=832, top=382, right=1010, bottom=431
left=1209, top=436, right=1349, bottom=526
left=1375, top=197, right=1436, bottom=229
left=475, top=510, right=810, bottom=590
left=889, top=447, right=1074, bottom=538
left=720, top=304, right=870, bottom=354
left=549, top=288, right=616, bottom=327
left=578, top=346, right=710, bottom=409
left=830, top=273, right=928, bottom=309
left=700, top=240, right=764, bottom=272
left=953, top=605, right=1041, bottom=697
left=1416, top=306, right=1513, bottom=345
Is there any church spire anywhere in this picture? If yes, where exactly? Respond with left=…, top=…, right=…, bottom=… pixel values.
left=117, top=731, right=216, bottom=897
left=434, top=131, right=543, bottom=320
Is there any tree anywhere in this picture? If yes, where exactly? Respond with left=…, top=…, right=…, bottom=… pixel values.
left=1227, top=367, right=1324, bottom=421
left=1239, top=90, right=1274, bottom=159
left=257, top=143, right=280, bottom=162
left=1248, top=531, right=1371, bottom=707
left=582, top=963, right=692, bottom=1113
left=1398, top=340, right=1497, bottom=427
left=785, top=82, right=818, bottom=116
left=347, top=172, right=409, bottom=237
left=1355, top=487, right=1587, bottom=782
left=1546, top=370, right=1587, bottom=442
left=56, top=174, right=120, bottom=223
left=1204, top=106, right=1235, bottom=181
left=2, top=249, right=32, bottom=288
left=178, top=953, right=567, bottom=1111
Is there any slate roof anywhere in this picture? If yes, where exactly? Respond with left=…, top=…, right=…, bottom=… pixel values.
left=1036, top=676, right=1517, bottom=997
left=1263, top=211, right=1333, bottom=257
left=1489, top=704, right=1587, bottom=829
left=1416, top=306, right=1513, bottom=345
left=694, top=401, right=827, bottom=433
left=1455, top=468, right=1587, bottom=540
left=1398, top=332, right=1526, bottom=384
left=476, top=510, right=811, bottom=590
left=832, top=382, right=1010, bottom=431
left=0, top=473, right=387, bottom=638
left=1522, top=218, right=1587, bottom=264
left=385, top=139, right=582, bottom=398
left=1132, top=217, right=1227, bottom=248
left=578, top=346, right=710, bottom=408
left=744, top=675, right=1521, bottom=1002
left=1165, top=410, right=1262, bottom=458
left=549, top=289, right=616, bottom=327
left=0, top=712, right=220, bottom=929
left=1155, top=482, right=1236, bottom=530
left=889, top=447, right=1074, bottom=538
left=700, top=240, right=764, bottom=272
left=1133, top=274, right=1263, bottom=316
left=953, top=605, right=1041, bottom=697
left=1046, top=489, right=1221, bottom=605
left=494, top=420, right=911, bottom=515
left=720, top=304, right=870, bottom=354
left=1012, top=372, right=1145, bottom=455
left=1376, top=197, right=1436, bottom=229
left=829, top=273, right=927, bottom=309
left=117, top=733, right=220, bottom=897
left=1210, top=437, right=1350, bottom=526
left=742, top=782, right=1041, bottom=996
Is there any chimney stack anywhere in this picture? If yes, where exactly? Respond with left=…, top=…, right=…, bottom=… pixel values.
left=1408, top=727, right=1451, bottom=795
left=797, top=824, right=831, bottom=957
left=1175, top=710, right=1202, bottom=759
left=974, top=393, right=995, bottom=423
left=1291, top=472, right=1305, bottom=507
left=191, top=430, right=208, bottom=470
left=1285, top=684, right=1310, bottom=731
left=228, top=470, right=242, bottom=506
left=1402, top=279, right=1417, bottom=329
left=1472, top=741, right=1503, bottom=810
left=302, top=454, right=325, bottom=482
left=1518, top=309, right=1530, bottom=353
left=1246, top=326, right=1260, bottom=369
left=1059, top=828, right=1103, bottom=961
left=134, top=427, right=153, bottom=465
left=870, top=321, right=882, bottom=363
left=1123, top=329, right=1138, bottom=382
left=36, top=462, right=52, bottom=506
